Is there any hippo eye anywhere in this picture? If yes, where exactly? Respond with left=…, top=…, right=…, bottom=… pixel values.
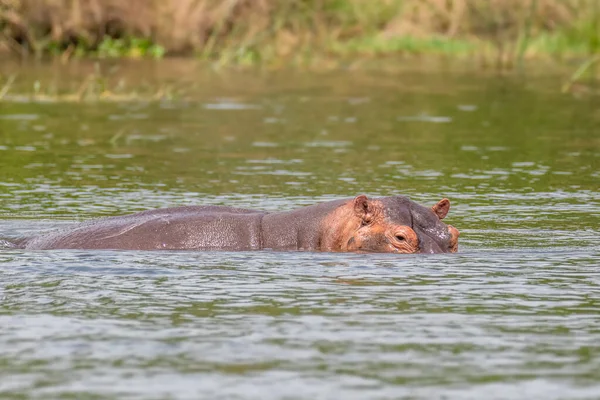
left=390, top=226, right=418, bottom=252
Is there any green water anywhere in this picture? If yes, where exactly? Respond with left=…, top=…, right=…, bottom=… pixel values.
left=0, top=60, right=599, bottom=399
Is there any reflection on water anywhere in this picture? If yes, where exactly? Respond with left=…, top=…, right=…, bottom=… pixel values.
left=0, top=60, right=599, bottom=399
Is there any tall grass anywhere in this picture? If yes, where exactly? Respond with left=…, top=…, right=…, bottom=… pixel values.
left=0, top=0, right=598, bottom=65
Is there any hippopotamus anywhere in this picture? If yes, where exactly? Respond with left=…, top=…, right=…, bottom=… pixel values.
left=14, top=195, right=460, bottom=254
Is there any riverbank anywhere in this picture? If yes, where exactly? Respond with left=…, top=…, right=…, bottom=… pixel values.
left=1, top=0, right=598, bottom=66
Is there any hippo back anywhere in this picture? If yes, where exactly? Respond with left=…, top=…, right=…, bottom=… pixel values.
left=22, top=206, right=265, bottom=251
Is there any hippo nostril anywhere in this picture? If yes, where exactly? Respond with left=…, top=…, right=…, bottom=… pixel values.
left=395, top=234, right=406, bottom=242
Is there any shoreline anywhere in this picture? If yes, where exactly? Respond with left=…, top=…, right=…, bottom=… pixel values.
left=1, top=0, right=598, bottom=67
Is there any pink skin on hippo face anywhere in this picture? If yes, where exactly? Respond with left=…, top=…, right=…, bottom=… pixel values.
left=320, top=195, right=459, bottom=254
left=17, top=195, right=459, bottom=254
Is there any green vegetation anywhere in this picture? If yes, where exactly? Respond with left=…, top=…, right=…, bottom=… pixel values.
left=562, top=54, right=600, bottom=93
left=0, top=63, right=180, bottom=103
left=0, top=0, right=598, bottom=66
left=44, top=36, right=165, bottom=59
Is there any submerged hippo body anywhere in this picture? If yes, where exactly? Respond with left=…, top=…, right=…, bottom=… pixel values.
left=18, top=195, right=460, bottom=254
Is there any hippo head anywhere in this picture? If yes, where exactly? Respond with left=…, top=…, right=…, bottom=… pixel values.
left=329, top=195, right=460, bottom=254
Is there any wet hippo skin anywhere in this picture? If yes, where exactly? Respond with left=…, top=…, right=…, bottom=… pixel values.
left=18, top=195, right=460, bottom=254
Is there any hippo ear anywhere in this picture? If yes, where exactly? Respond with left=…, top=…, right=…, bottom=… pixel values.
left=431, top=198, right=450, bottom=220
left=353, top=195, right=373, bottom=223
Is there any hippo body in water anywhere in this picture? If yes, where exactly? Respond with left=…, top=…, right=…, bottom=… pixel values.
left=16, top=195, right=460, bottom=254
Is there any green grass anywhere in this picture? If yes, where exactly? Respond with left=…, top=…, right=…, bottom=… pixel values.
left=44, top=36, right=166, bottom=60
left=0, top=66, right=180, bottom=103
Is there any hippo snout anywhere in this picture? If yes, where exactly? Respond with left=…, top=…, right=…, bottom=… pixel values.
left=418, top=240, right=445, bottom=254
left=417, top=230, right=454, bottom=254
left=417, top=225, right=459, bottom=254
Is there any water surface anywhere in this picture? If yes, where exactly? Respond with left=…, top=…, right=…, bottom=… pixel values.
left=0, top=60, right=599, bottom=399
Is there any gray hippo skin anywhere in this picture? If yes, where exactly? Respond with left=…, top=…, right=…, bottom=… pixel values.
left=17, top=195, right=460, bottom=254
